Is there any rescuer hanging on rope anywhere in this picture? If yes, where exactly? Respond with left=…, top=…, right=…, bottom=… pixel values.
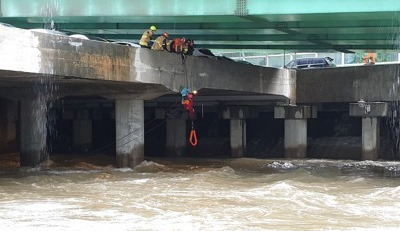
left=181, top=87, right=198, bottom=146
left=181, top=88, right=195, bottom=120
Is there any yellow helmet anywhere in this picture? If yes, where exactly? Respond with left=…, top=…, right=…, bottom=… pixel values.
left=150, top=25, right=156, bottom=31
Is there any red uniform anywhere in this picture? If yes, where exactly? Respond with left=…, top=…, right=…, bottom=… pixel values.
left=182, top=94, right=195, bottom=119
left=171, top=38, right=184, bottom=53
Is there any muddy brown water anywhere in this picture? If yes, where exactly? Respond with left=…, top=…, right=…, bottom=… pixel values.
left=1, top=153, right=400, bottom=230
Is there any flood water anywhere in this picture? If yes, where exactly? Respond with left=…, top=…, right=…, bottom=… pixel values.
left=1, top=155, right=400, bottom=231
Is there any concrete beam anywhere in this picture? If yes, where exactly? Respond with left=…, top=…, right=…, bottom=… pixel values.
left=0, top=26, right=295, bottom=101
left=115, top=99, right=144, bottom=168
left=222, top=106, right=257, bottom=119
left=2, top=0, right=398, bottom=18
left=274, top=105, right=316, bottom=119
left=297, top=65, right=400, bottom=104
left=20, top=99, right=47, bottom=167
left=349, top=101, right=388, bottom=117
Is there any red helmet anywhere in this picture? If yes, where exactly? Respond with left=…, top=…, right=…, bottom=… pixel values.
left=181, top=37, right=186, bottom=43
left=163, top=32, right=169, bottom=38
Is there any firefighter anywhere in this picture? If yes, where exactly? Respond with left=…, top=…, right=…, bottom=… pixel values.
left=169, top=37, right=186, bottom=53
left=139, top=25, right=156, bottom=48
left=183, top=39, right=194, bottom=55
left=151, top=32, right=169, bottom=51
left=182, top=92, right=195, bottom=120
left=362, top=52, right=376, bottom=65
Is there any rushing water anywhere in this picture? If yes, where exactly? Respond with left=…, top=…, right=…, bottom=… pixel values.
left=1, top=156, right=400, bottom=231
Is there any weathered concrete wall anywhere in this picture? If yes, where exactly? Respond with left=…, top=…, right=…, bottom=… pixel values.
left=296, top=64, right=400, bottom=104
left=0, top=98, right=18, bottom=154
left=0, top=26, right=295, bottom=101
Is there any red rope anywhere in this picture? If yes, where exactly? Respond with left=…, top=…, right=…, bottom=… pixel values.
left=189, top=129, right=198, bottom=146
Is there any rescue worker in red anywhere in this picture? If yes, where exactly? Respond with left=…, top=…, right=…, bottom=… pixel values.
left=182, top=92, right=195, bottom=120
left=169, top=37, right=186, bottom=53
left=362, top=52, right=376, bottom=65
left=151, top=32, right=169, bottom=51
left=139, top=25, right=156, bottom=48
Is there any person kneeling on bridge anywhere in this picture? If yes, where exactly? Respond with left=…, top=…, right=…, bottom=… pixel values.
left=139, top=25, right=156, bottom=48
left=151, top=32, right=169, bottom=51
left=169, top=37, right=186, bottom=54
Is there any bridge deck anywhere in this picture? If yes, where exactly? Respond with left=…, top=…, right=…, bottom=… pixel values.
left=0, top=26, right=293, bottom=101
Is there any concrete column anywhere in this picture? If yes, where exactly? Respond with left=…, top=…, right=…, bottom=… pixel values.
left=73, top=119, right=92, bottom=152
left=350, top=102, right=387, bottom=161
left=230, top=119, right=246, bottom=158
left=362, top=117, right=380, bottom=161
left=0, top=99, right=18, bottom=154
left=284, top=119, right=307, bottom=158
left=20, top=99, right=47, bottom=167
left=166, top=119, right=186, bottom=157
left=115, top=99, right=144, bottom=168
left=275, top=105, right=316, bottom=159
left=222, top=106, right=256, bottom=158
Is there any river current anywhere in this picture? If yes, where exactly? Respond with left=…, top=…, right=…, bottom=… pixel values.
left=1, top=155, right=400, bottom=231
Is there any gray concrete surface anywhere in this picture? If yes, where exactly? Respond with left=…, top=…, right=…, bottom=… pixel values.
left=230, top=119, right=246, bottom=158
left=297, top=65, right=400, bottom=104
left=115, top=99, right=144, bottom=168
left=0, top=26, right=294, bottom=101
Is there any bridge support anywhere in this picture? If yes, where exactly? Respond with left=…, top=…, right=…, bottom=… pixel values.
left=20, top=99, right=47, bottom=167
left=275, top=105, right=316, bottom=158
left=0, top=99, right=18, bottom=154
left=73, top=110, right=92, bottom=152
left=223, top=106, right=256, bottom=158
left=350, top=102, right=387, bottom=160
left=230, top=119, right=246, bottom=158
left=166, top=118, right=186, bottom=157
left=155, top=108, right=187, bottom=157
left=115, top=99, right=144, bottom=168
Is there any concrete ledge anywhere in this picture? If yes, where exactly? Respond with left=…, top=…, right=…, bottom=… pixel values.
left=222, top=106, right=257, bottom=119
left=349, top=102, right=387, bottom=117
left=274, top=105, right=316, bottom=119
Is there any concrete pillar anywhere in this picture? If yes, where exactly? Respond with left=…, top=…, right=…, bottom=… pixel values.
left=275, top=105, right=316, bottom=159
left=115, top=99, right=144, bottom=168
left=73, top=119, right=92, bottom=152
left=362, top=117, right=380, bottom=160
left=230, top=119, right=246, bottom=158
left=20, top=99, right=47, bottom=167
left=0, top=99, right=18, bottom=154
left=166, top=119, right=186, bottom=157
left=222, top=106, right=256, bottom=158
left=284, top=119, right=307, bottom=158
left=350, top=102, right=387, bottom=160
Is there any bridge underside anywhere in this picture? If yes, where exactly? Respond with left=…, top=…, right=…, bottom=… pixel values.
left=1, top=0, right=399, bottom=52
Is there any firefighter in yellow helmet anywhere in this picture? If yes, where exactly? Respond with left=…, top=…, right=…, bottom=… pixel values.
left=139, top=25, right=156, bottom=48
left=151, top=32, right=169, bottom=51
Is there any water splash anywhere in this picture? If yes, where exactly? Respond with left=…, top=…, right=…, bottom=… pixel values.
left=40, top=0, right=60, bottom=30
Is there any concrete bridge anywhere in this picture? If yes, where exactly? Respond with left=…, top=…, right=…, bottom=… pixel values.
left=0, top=26, right=398, bottom=167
